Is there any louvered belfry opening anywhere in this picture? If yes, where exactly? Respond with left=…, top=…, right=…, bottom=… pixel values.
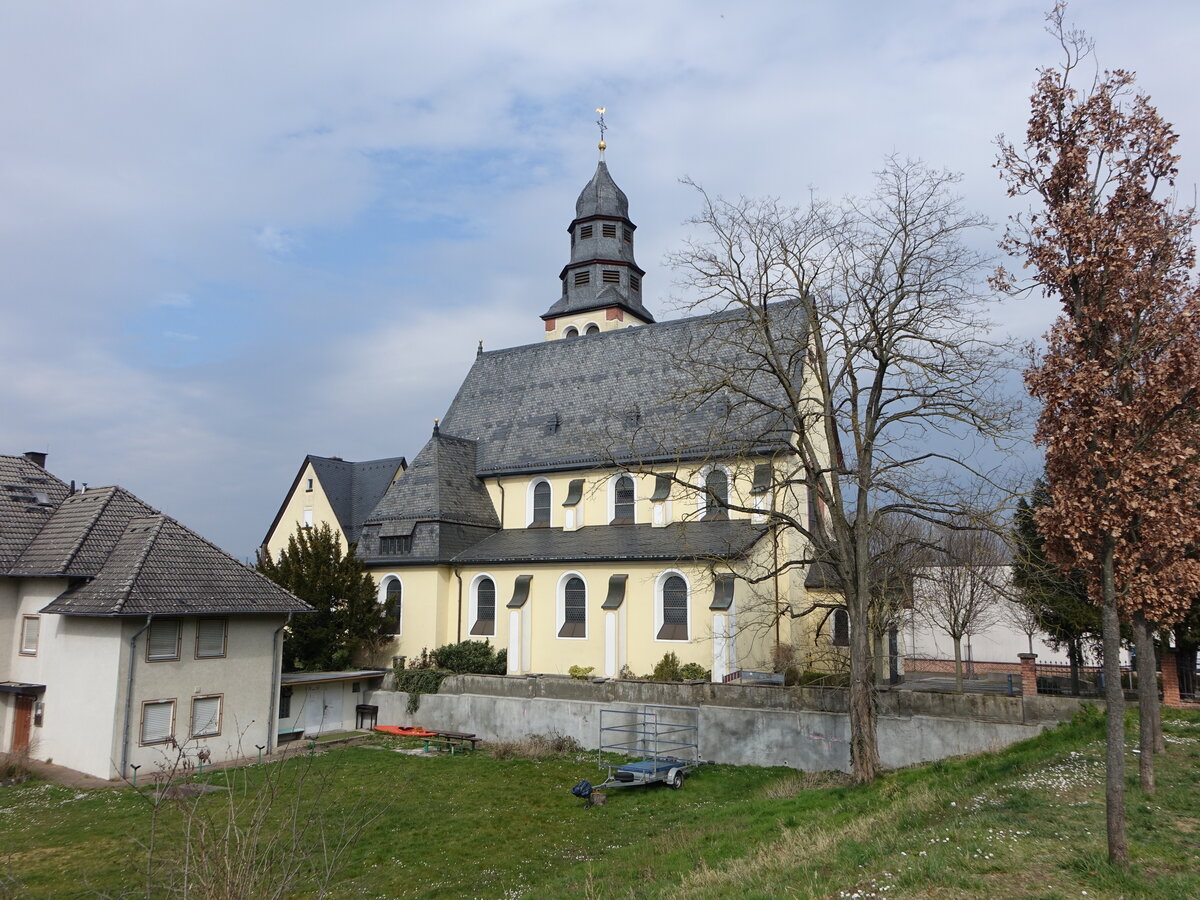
left=704, top=469, right=729, bottom=520
left=559, top=576, right=586, bottom=637
left=658, top=575, right=688, bottom=641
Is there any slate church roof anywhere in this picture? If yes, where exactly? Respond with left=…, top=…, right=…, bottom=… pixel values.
left=0, top=454, right=310, bottom=617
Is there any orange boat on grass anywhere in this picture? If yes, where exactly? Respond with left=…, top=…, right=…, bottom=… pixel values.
left=374, top=725, right=438, bottom=738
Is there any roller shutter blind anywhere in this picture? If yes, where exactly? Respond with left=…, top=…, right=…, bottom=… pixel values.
left=191, top=696, right=221, bottom=737
left=196, top=619, right=226, bottom=658
left=148, top=620, right=180, bottom=660
left=142, top=700, right=174, bottom=744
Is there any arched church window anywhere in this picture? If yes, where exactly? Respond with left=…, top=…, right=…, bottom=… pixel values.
left=585, top=324, right=600, bottom=335
left=531, top=480, right=551, bottom=526
left=613, top=475, right=635, bottom=523
left=832, top=609, right=849, bottom=647
left=564, top=327, right=579, bottom=339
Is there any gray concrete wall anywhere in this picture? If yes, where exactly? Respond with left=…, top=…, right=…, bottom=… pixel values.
left=365, top=675, right=1096, bottom=772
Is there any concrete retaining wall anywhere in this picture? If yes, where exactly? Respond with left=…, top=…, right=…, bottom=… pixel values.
left=364, top=675, right=1094, bottom=772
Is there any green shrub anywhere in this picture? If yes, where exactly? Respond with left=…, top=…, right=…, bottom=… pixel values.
left=430, top=640, right=507, bottom=675
left=568, top=665, right=595, bottom=680
left=679, top=663, right=710, bottom=681
left=651, top=652, right=683, bottom=682
left=393, top=668, right=453, bottom=713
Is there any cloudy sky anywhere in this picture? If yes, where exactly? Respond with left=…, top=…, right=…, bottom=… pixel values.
left=3, top=1, right=1198, bottom=559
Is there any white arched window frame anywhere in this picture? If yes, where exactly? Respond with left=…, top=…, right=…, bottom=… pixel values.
left=469, top=573, right=497, bottom=637
left=831, top=608, right=849, bottom=647
left=584, top=321, right=601, bottom=335
left=377, top=575, right=403, bottom=636
left=608, top=472, right=637, bottom=524
left=563, top=326, right=580, bottom=338
left=556, top=571, right=588, bottom=640
left=695, top=464, right=732, bottom=520
left=527, top=478, right=553, bottom=527
left=654, top=570, right=691, bottom=642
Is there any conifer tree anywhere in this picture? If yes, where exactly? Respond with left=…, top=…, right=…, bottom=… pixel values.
left=257, top=523, right=387, bottom=671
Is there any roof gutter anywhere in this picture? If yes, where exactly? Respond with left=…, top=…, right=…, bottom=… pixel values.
left=265, top=613, right=292, bottom=755
left=119, top=615, right=153, bottom=779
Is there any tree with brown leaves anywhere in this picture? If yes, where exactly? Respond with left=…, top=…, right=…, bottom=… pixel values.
left=997, top=5, right=1200, bottom=866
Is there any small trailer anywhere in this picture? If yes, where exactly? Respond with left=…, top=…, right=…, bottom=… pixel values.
left=593, top=705, right=705, bottom=791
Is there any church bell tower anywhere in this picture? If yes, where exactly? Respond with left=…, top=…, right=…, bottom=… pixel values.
left=541, top=110, right=654, bottom=340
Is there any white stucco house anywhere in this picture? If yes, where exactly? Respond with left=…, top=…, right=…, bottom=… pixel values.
left=0, top=452, right=312, bottom=780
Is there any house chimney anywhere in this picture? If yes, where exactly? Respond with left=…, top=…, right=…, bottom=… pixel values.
left=23, top=451, right=47, bottom=468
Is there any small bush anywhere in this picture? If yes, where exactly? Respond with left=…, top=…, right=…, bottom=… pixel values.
left=488, top=731, right=583, bottom=760
left=679, top=663, right=710, bottom=681
left=568, top=665, right=595, bottom=680
left=651, top=652, right=683, bottom=682
left=393, top=669, right=453, bottom=714
left=431, top=640, right=507, bottom=675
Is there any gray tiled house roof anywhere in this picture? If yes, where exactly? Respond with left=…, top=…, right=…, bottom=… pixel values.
left=261, top=454, right=405, bottom=548
left=1, top=455, right=310, bottom=617
left=0, top=454, right=71, bottom=570
left=41, top=514, right=311, bottom=616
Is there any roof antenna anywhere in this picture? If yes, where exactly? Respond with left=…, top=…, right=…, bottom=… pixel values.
left=595, top=107, right=607, bottom=160
left=433, top=418, right=440, bottom=436
left=477, top=338, right=483, bottom=357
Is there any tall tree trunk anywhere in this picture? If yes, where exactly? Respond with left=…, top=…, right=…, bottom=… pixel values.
left=1133, top=611, right=1156, bottom=794
left=1101, top=543, right=1129, bottom=867
left=848, top=589, right=879, bottom=783
left=952, top=636, right=964, bottom=693
left=873, top=631, right=887, bottom=686
left=1069, top=640, right=1082, bottom=696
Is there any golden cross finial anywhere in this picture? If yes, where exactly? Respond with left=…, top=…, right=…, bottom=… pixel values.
left=596, top=107, right=607, bottom=157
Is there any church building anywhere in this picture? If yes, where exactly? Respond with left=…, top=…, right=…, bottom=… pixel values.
left=265, top=140, right=838, bottom=681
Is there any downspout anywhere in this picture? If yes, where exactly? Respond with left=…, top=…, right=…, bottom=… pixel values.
left=454, top=567, right=464, bottom=643
left=120, top=615, right=153, bottom=779
left=266, top=614, right=292, bottom=755
left=497, top=479, right=506, bottom=529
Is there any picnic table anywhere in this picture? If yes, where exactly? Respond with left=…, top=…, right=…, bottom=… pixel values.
left=423, top=731, right=480, bottom=755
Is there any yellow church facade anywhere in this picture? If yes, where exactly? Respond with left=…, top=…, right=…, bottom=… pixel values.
left=265, top=151, right=843, bottom=681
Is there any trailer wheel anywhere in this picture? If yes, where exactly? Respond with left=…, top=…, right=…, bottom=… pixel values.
left=668, top=769, right=684, bottom=790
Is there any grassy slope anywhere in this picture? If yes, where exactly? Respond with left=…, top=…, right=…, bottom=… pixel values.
left=0, top=709, right=1197, bottom=899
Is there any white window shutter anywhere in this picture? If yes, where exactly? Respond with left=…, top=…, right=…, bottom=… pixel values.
left=191, top=696, right=220, bottom=737
left=21, top=617, right=40, bottom=654
left=148, top=620, right=179, bottom=660
left=142, top=701, right=174, bottom=743
left=196, top=619, right=226, bottom=658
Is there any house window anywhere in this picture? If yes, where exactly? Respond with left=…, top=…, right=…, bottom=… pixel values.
left=471, top=576, right=496, bottom=636
left=190, top=695, right=222, bottom=738
left=530, top=480, right=551, bottom=527
left=302, top=509, right=313, bottom=528
left=612, top=474, right=635, bottom=524
left=585, top=324, right=600, bottom=335
left=657, top=574, right=689, bottom=641
left=602, top=269, right=620, bottom=284
left=147, top=619, right=181, bottom=661
left=19, top=615, right=40, bottom=656
left=195, top=618, right=227, bottom=659
left=558, top=575, right=587, bottom=638
left=703, top=468, right=729, bottom=520
left=305, top=477, right=314, bottom=492
left=580, top=224, right=594, bottom=240
left=141, top=699, right=175, bottom=745
left=564, top=327, right=579, bottom=338
left=382, top=578, right=403, bottom=634
left=630, top=275, right=641, bottom=292
left=279, top=685, right=293, bottom=719
left=602, top=222, right=617, bottom=238
left=574, top=270, right=590, bottom=287
left=380, top=535, right=412, bottom=555
left=832, top=609, right=849, bottom=647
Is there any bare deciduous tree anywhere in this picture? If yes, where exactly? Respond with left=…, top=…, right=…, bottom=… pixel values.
left=914, top=528, right=1007, bottom=693
left=664, top=158, right=1020, bottom=783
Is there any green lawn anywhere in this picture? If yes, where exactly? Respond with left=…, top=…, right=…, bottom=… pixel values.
left=2, top=708, right=1198, bottom=899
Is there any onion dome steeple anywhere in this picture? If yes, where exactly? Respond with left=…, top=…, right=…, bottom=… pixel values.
left=542, top=110, right=654, bottom=339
